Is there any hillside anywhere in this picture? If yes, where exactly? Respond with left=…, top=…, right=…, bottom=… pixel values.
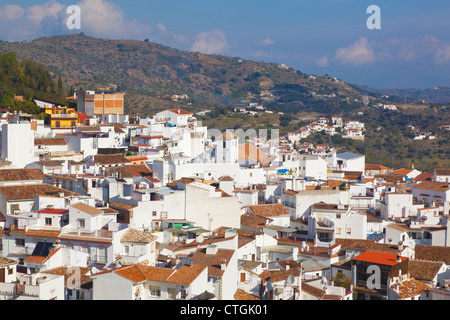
left=354, top=84, right=450, bottom=104
left=0, top=34, right=373, bottom=116
left=0, top=51, right=66, bottom=114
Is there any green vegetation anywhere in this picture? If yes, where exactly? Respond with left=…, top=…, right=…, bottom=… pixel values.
left=0, top=34, right=370, bottom=116
left=0, top=35, right=447, bottom=172
left=332, top=273, right=353, bottom=290
left=0, top=51, right=66, bottom=114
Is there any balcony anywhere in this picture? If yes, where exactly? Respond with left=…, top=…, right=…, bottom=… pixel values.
left=61, top=228, right=114, bottom=239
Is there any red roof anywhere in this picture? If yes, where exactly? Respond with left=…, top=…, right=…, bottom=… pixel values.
left=352, top=251, right=407, bottom=266
left=389, top=168, right=414, bottom=176
left=168, top=109, right=193, bottom=115
left=37, top=209, right=69, bottom=215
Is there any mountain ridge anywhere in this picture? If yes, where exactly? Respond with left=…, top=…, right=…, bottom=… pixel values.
left=0, top=34, right=377, bottom=116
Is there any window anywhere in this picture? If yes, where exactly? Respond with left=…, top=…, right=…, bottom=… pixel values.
left=10, top=204, right=19, bottom=214
left=167, top=288, right=176, bottom=299
left=152, top=211, right=157, bottom=216
left=181, top=289, right=187, bottom=299
left=15, top=238, right=25, bottom=247
left=78, top=219, right=85, bottom=229
left=336, top=228, right=341, bottom=235
left=346, top=228, right=351, bottom=235
left=150, top=286, right=161, bottom=297
left=8, top=268, right=13, bottom=275
left=45, top=218, right=52, bottom=226
left=124, top=245, right=130, bottom=255
left=97, top=248, right=107, bottom=264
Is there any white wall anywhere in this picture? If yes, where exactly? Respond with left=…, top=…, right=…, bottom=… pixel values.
left=1, top=123, right=37, bottom=168
left=92, top=272, right=134, bottom=300
left=185, top=184, right=242, bottom=231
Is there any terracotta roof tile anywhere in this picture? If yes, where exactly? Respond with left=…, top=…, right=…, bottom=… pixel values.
left=390, top=278, right=432, bottom=299
left=109, top=201, right=137, bottom=211
left=115, top=265, right=175, bottom=283
left=389, top=168, right=415, bottom=176
left=191, top=248, right=235, bottom=277
left=43, top=266, right=92, bottom=287
left=334, top=238, right=403, bottom=255
left=413, top=181, right=450, bottom=192
left=168, top=109, right=193, bottom=115
left=166, top=264, right=207, bottom=285
left=234, top=289, right=261, bottom=300
left=34, top=137, right=67, bottom=146
left=414, top=245, right=450, bottom=264
left=301, top=281, right=325, bottom=298
left=0, top=184, right=79, bottom=201
left=247, top=203, right=290, bottom=217
left=0, top=168, right=47, bottom=182
left=92, top=154, right=131, bottom=165
left=408, top=260, right=444, bottom=281
left=121, top=229, right=158, bottom=243
left=259, top=267, right=300, bottom=283
left=435, top=169, right=450, bottom=176
left=71, top=202, right=104, bottom=216
left=365, top=164, right=389, bottom=170
left=240, top=213, right=270, bottom=230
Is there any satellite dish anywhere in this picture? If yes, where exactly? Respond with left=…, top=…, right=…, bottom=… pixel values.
left=287, top=274, right=295, bottom=286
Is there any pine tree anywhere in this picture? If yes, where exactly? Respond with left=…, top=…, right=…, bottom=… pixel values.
left=57, top=76, right=65, bottom=96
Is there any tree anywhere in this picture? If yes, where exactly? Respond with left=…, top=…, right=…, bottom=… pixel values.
left=332, top=272, right=353, bottom=290
left=57, top=76, right=65, bottom=96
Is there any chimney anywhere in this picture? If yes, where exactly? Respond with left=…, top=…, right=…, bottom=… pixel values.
left=396, top=254, right=402, bottom=263
left=205, top=244, right=218, bottom=255
left=351, top=265, right=357, bottom=287
left=225, top=228, right=237, bottom=238
left=221, top=259, right=227, bottom=271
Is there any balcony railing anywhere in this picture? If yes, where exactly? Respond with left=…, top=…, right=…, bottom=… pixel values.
left=61, top=228, right=113, bottom=239
left=10, top=246, right=35, bottom=255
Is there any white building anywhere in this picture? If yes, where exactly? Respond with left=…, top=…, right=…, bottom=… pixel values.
left=153, top=109, right=194, bottom=127
left=1, top=122, right=37, bottom=168
left=91, top=264, right=211, bottom=300
left=326, top=151, right=365, bottom=173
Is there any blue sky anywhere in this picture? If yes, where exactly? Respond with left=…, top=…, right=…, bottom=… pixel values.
left=1, top=0, right=450, bottom=89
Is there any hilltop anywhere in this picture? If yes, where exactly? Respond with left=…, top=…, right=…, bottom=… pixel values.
left=0, top=34, right=373, bottom=116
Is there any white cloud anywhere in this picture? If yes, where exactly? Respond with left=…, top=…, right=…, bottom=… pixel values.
left=0, top=1, right=65, bottom=40
left=75, top=0, right=152, bottom=39
left=435, top=45, right=450, bottom=64
left=191, top=30, right=229, bottom=54
left=1, top=4, right=25, bottom=21
left=0, top=0, right=155, bottom=41
left=316, top=56, right=330, bottom=67
left=256, top=38, right=275, bottom=46
left=334, top=37, right=376, bottom=66
left=157, top=23, right=168, bottom=32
